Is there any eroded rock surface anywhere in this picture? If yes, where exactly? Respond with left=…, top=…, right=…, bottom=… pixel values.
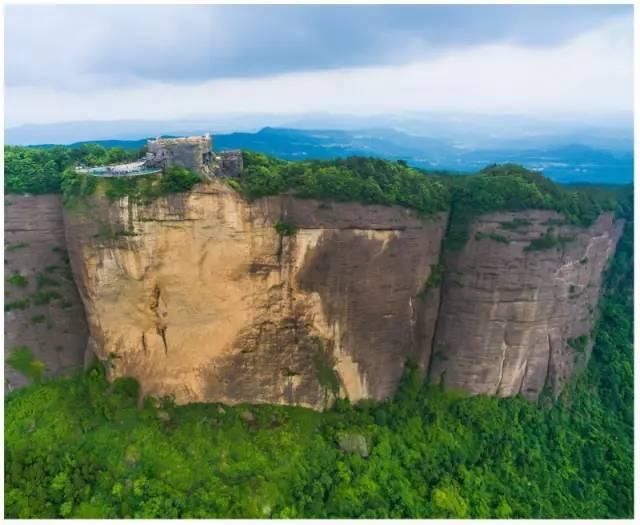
left=13, top=183, right=618, bottom=408
left=429, top=210, right=623, bottom=400
left=63, top=182, right=446, bottom=409
left=4, top=195, right=88, bottom=392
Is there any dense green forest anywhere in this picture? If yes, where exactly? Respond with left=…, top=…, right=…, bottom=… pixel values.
left=7, top=145, right=624, bottom=226
left=236, top=153, right=628, bottom=248
left=238, top=153, right=623, bottom=224
left=4, top=144, right=633, bottom=518
left=234, top=152, right=450, bottom=216
left=4, top=144, right=143, bottom=194
left=4, top=215, right=633, bottom=518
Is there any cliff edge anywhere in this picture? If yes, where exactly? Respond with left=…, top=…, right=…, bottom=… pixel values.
left=63, top=181, right=447, bottom=409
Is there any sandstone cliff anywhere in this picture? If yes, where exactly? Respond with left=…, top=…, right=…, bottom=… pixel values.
left=429, top=210, right=623, bottom=399
left=4, top=195, right=88, bottom=392
left=11, top=182, right=620, bottom=408
left=63, top=182, right=447, bottom=409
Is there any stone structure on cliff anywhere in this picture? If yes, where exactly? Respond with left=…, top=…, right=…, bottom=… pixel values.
left=144, top=135, right=243, bottom=178
left=145, top=135, right=216, bottom=177
left=214, top=149, right=243, bottom=178
left=77, top=134, right=244, bottom=179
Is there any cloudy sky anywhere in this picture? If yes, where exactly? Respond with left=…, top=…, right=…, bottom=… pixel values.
left=4, top=5, right=634, bottom=128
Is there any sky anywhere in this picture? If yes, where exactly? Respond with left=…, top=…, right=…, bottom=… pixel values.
left=4, top=5, right=634, bottom=128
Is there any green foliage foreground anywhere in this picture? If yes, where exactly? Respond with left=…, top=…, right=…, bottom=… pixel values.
left=4, top=222, right=633, bottom=518
left=4, top=144, right=143, bottom=195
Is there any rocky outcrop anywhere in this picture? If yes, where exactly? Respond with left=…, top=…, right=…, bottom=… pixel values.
left=8, top=185, right=620, bottom=408
left=63, top=182, right=446, bottom=409
left=4, top=195, right=88, bottom=392
left=429, top=210, right=623, bottom=400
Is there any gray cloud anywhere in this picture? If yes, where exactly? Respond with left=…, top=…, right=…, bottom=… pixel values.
left=5, top=4, right=631, bottom=89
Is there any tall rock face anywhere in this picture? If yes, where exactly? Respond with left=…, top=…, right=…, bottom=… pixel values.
left=14, top=182, right=617, bottom=408
left=63, top=182, right=446, bottom=409
left=429, top=210, right=623, bottom=400
left=4, top=195, right=88, bottom=392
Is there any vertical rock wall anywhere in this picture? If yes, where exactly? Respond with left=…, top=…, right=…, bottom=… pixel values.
left=6, top=188, right=622, bottom=407
left=63, top=182, right=447, bottom=409
left=4, top=195, right=88, bottom=392
left=429, top=210, right=623, bottom=399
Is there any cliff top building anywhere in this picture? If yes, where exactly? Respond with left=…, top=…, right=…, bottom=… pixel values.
left=145, top=134, right=215, bottom=177
left=77, top=134, right=243, bottom=178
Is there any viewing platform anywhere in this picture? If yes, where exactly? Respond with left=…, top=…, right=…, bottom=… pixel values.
left=76, top=160, right=162, bottom=178
left=74, top=135, right=243, bottom=179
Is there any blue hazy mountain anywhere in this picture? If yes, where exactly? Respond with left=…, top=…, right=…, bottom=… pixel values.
left=10, top=124, right=633, bottom=184
left=213, top=128, right=632, bottom=183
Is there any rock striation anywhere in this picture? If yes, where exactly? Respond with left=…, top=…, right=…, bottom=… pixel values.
left=4, top=195, right=88, bottom=392
left=6, top=184, right=622, bottom=407
left=63, top=182, right=446, bottom=409
left=429, top=210, right=623, bottom=399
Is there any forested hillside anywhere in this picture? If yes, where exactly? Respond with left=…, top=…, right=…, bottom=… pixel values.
left=6, top=145, right=627, bottom=224
left=4, top=145, right=633, bottom=518
left=4, top=211, right=633, bottom=518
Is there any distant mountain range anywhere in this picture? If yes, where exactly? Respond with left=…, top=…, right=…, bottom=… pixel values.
left=213, top=128, right=633, bottom=184
left=7, top=124, right=633, bottom=185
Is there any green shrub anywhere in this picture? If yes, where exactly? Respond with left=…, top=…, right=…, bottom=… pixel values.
left=31, top=290, right=62, bottom=305
left=160, top=166, right=202, bottom=193
left=6, top=346, right=45, bottom=383
left=7, top=272, right=28, bottom=288
left=6, top=242, right=29, bottom=251
left=424, top=263, right=445, bottom=290
left=5, top=298, right=30, bottom=311
left=36, top=273, right=59, bottom=289
left=499, top=218, right=532, bottom=230
left=568, top=335, right=589, bottom=353
left=30, top=314, right=46, bottom=324
left=525, top=232, right=576, bottom=252
left=275, top=220, right=297, bottom=236
left=542, top=218, right=566, bottom=227
left=226, top=179, right=242, bottom=192
left=474, top=231, right=510, bottom=244
left=92, top=223, right=136, bottom=241
left=313, top=345, right=340, bottom=401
